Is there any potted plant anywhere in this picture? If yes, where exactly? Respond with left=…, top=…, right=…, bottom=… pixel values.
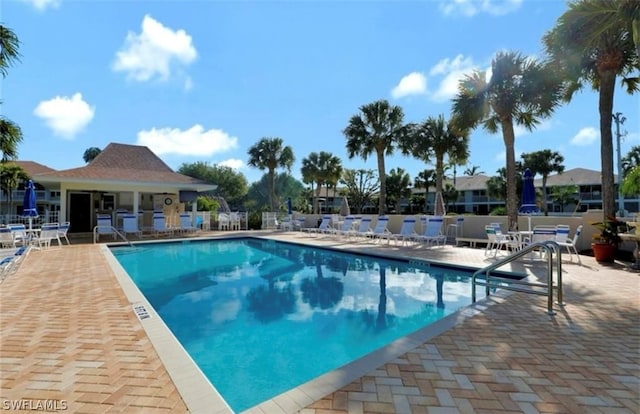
left=590, top=216, right=629, bottom=262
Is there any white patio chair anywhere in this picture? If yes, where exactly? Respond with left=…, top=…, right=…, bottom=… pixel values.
left=304, top=215, right=332, bottom=234
left=367, top=216, right=392, bottom=243
left=122, top=214, right=142, bottom=239
left=349, top=217, right=372, bottom=239
left=179, top=213, right=198, bottom=234
left=484, top=225, right=516, bottom=256
left=556, top=224, right=582, bottom=264
left=57, top=221, right=71, bottom=245
left=218, top=213, right=230, bottom=231
left=332, top=215, right=356, bottom=238
left=95, top=215, right=116, bottom=242
left=8, top=224, right=28, bottom=247
left=0, top=227, right=16, bottom=248
left=36, top=224, right=60, bottom=249
left=388, top=217, right=418, bottom=245
left=415, top=216, right=447, bottom=247
left=153, top=213, right=173, bottom=236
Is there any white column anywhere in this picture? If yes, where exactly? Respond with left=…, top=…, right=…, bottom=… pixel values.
left=60, top=185, right=68, bottom=222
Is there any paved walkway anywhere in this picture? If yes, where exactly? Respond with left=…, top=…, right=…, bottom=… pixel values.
left=1, top=232, right=638, bottom=413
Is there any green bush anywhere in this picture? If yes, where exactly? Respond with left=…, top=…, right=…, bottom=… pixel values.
left=489, top=206, right=506, bottom=216
left=247, top=211, right=263, bottom=230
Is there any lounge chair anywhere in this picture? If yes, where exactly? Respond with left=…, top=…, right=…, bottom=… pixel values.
left=122, top=214, right=142, bottom=239
left=388, top=217, right=418, bottom=245
left=332, top=215, right=356, bottom=238
left=0, top=227, right=16, bottom=248
left=304, top=215, right=332, bottom=234
left=8, top=224, right=28, bottom=247
left=349, top=217, right=372, bottom=239
left=153, top=213, right=174, bottom=236
left=179, top=213, right=198, bottom=234
left=367, top=216, right=392, bottom=243
left=0, top=246, right=30, bottom=282
left=415, top=216, right=447, bottom=247
left=292, top=217, right=306, bottom=231
left=57, top=221, right=71, bottom=245
left=95, top=215, right=116, bottom=242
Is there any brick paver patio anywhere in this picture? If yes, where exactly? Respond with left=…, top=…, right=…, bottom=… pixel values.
left=1, top=231, right=638, bottom=413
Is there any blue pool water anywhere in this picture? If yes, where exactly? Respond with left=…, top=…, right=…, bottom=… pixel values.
left=111, top=238, right=488, bottom=412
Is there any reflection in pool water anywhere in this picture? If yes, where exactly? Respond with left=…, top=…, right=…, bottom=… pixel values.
left=112, top=238, right=486, bottom=412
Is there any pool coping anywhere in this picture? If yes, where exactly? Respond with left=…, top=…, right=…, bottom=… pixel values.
left=102, top=237, right=516, bottom=414
left=102, top=244, right=234, bottom=414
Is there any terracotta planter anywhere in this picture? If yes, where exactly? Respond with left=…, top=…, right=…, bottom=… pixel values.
left=591, top=242, right=617, bottom=263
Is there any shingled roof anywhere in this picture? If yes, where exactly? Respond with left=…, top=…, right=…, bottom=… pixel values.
left=8, top=161, right=57, bottom=176
left=34, top=143, right=209, bottom=186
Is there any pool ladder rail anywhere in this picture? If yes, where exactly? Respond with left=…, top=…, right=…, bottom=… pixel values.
left=93, top=225, right=133, bottom=246
left=472, top=240, right=565, bottom=315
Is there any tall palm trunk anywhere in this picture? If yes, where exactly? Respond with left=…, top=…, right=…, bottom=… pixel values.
left=599, top=70, right=617, bottom=219
left=502, top=119, right=518, bottom=230
left=376, top=151, right=386, bottom=215
left=314, top=183, right=322, bottom=214
left=268, top=169, right=276, bottom=211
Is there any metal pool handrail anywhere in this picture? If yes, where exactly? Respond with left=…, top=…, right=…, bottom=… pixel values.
left=93, top=225, right=132, bottom=246
left=471, top=240, right=564, bottom=315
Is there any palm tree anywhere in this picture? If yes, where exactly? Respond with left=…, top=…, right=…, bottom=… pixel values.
left=300, top=153, right=322, bottom=213
left=0, top=25, right=23, bottom=164
left=247, top=137, right=295, bottom=211
left=544, top=0, right=639, bottom=221
left=0, top=163, right=28, bottom=215
left=452, top=51, right=562, bottom=229
left=0, top=119, right=22, bottom=162
left=83, top=147, right=102, bottom=163
left=343, top=99, right=409, bottom=214
left=463, top=165, right=485, bottom=176
left=0, top=24, right=21, bottom=78
left=621, top=145, right=640, bottom=176
left=401, top=115, right=469, bottom=216
left=385, top=167, right=412, bottom=213
left=413, top=169, right=436, bottom=213
left=322, top=154, right=343, bottom=212
left=301, top=152, right=342, bottom=214
left=521, top=149, right=565, bottom=215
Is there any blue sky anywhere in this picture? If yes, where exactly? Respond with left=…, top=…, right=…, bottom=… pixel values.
left=3, top=0, right=638, bottom=185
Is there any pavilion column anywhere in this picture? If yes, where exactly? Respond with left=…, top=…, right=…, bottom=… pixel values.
left=133, top=191, right=140, bottom=214
left=60, top=185, right=68, bottom=222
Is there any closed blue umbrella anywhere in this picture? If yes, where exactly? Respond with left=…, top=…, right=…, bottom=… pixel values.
left=518, top=169, right=539, bottom=214
left=519, top=169, right=540, bottom=231
left=23, top=180, right=38, bottom=230
left=286, top=197, right=292, bottom=215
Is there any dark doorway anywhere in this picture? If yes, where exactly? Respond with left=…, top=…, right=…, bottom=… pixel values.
left=69, top=193, right=92, bottom=233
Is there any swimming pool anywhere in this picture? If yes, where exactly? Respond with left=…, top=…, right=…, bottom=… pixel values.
left=111, top=238, right=491, bottom=412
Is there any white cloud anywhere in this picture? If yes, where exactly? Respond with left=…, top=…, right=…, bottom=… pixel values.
left=427, top=54, right=477, bottom=102
left=33, top=93, right=95, bottom=139
left=439, top=0, right=523, bottom=17
left=218, top=158, right=245, bottom=170
left=391, top=72, right=427, bottom=99
left=112, top=15, right=197, bottom=83
left=571, top=127, right=599, bottom=146
left=136, top=124, right=238, bottom=157
left=21, top=0, right=60, bottom=11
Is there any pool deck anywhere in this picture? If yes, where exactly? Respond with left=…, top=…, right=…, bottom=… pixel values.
left=1, top=230, right=638, bottom=413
